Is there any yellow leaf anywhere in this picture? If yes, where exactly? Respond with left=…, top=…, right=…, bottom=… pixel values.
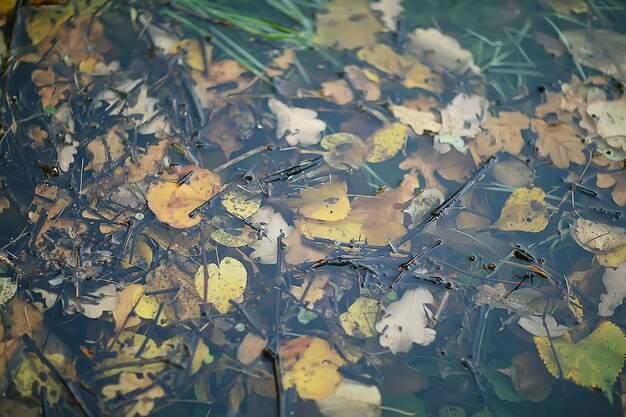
left=220, top=188, right=261, bottom=218
left=13, top=352, right=71, bottom=404
left=26, top=6, right=73, bottom=45
left=102, top=372, right=165, bottom=417
left=101, top=332, right=165, bottom=377
left=571, top=218, right=626, bottom=267
left=169, top=39, right=212, bottom=72
left=535, top=321, right=626, bottom=403
left=162, top=336, right=211, bottom=375
left=340, top=298, right=380, bottom=338
left=146, top=165, right=221, bottom=229
left=292, top=181, right=351, bottom=221
left=493, top=187, right=548, bottom=232
left=300, top=217, right=364, bottom=242
left=357, top=44, right=441, bottom=92
left=210, top=215, right=257, bottom=247
left=365, top=123, right=408, bottom=163
left=79, top=57, right=98, bottom=73
left=194, top=257, right=247, bottom=314
left=0, top=0, right=16, bottom=15
left=530, top=118, right=586, bottom=169
left=320, top=133, right=368, bottom=169
left=314, top=0, right=383, bottom=50
left=282, top=336, right=346, bottom=400
left=113, top=284, right=143, bottom=331
left=390, top=105, right=441, bottom=135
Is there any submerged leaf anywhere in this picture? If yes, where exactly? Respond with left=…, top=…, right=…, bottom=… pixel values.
left=375, top=287, right=436, bottom=354
left=316, top=379, right=382, bottom=417
left=390, top=105, right=442, bottom=135
left=564, top=29, right=626, bottom=82
left=340, top=297, right=380, bottom=338
left=535, top=321, right=626, bottom=403
left=571, top=218, right=626, bottom=267
left=321, top=133, right=369, bottom=169
left=492, top=187, right=548, bottom=233
left=408, top=28, right=480, bottom=75
left=194, top=257, right=247, bottom=314
left=292, top=181, right=351, bottom=221
left=314, top=0, right=383, bottom=50
left=269, top=98, right=326, bottom=146
left=365, top=123, right=408, bottom=163
left=249, top=206, right=295, bottom=264
left=530, top=118, right=586, bottom=169
left=598, top=261, right=626, bottom=317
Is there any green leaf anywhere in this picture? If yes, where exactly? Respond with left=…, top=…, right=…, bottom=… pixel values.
left=534, top=321, right=626, bottom=403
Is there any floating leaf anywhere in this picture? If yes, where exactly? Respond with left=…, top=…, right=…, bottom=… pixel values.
left=0, top=278, right=17, bottom=306
left=517, top=314, right=571, bottom=337
left=211, top=215, right=257, bottom=247
left=492, top=187, right=548, bottom=233
left=249, top=206, right=295, bottom=264
left=101, top=331, right=165, bottom=376
left=571, top=218, right=626, bottom=267
left=375, top=287, right=436, bottom=354
left=343, top=65, right=381, bottom=101
left=292, top=181, right=350, bottom=221
left=269, top=98, right=326, bottom=146
left=321, top=133, right=369, bottom=169
left=485, top=360, right=523, bottom=403
left=436, top=93, right=489, bottom=154
left=472, top=112, right=529, bottom=158
left=598, top=261, right=626, bottom=317
left=314, top=0, right=383, bottom=50
left=390, top=105, right=442, bottom=135
left=365, top=123, right=408, bottom=163
left=586, top=98, right=626, bottom=150
left=408, top=28, right=480, bottom=75
left=113, top=284, right=143, bottom=331
left=530, top=118, right=586, bottom=169
left=300, top=217, right=363, bottom=243
left=282, top=336, right=346, bottom=400
left=320, top=79, right=354, bottom=105
left=220, top=188, right=261, bottom=219
left=535, top=321, right=626, bottom=403
left=340, top=297, right=380, bottom=338
left=146, top=165, right=221, bottom=229
left=194, top=257, right=247, bottom=314
left=316, top=379, right=382, bottom=417
left=26, top=6, right=73, bottom=45
left=237, top=333, right=268, bottom=365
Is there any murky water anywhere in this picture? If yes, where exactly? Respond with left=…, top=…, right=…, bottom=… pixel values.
left=0, top=1, right=625, bottom=416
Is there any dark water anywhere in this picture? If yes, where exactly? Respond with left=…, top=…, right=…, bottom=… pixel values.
left=0, top=1, right=625, bottom=416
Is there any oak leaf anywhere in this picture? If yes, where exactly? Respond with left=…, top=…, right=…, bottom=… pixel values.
left=530, top=118, right=586, bottom=168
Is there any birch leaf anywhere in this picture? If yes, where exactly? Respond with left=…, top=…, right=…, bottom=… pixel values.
left=492, top=187, right=548, bottom=233
left=571, top=218, right=626, bottom=267
left=598, top=261, right=626, bottom=317
left=291, top=181, right=351, bottom=221
left=194, top=257, right=247, bottom=314
left=535, top=321, right=626, bottom=403
left=408, top=28, right=481, bottom=75
left=517, top=314, right=571, bottom=337
left=375, top=287, right=436, bottom=354
left=365, top=123, right=408, bottom=163
left=340, top=297, right=380, bottom=338
left=268, top=98, right=326, bottom=146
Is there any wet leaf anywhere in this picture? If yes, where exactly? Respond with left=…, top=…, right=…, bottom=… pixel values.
left=13, top=353, right=71, bottom=404
left=0, top=277, right=17, bottom=306
left=194, top=257, right=247, bottom=314
left=316, top=379, right=382, bottom=417
left=292, top=181, right=350, bottom=221
left=365, top=123, right=408, bottom=163
left=375, top=287, right=436, bottom=354
left=597, top=171, right=626, bottom=206
left=320, top=79, right=355, bottom=105
left=586, top=97, right=626, bottom=144
left=124, top=139, right=169, bottom=183
left=598, top=261, right=626, bottom=317
left=492, top=159, right=535, bottom=188
left=436, top=93, right=489, bottom=154
left=314, top=0, right=383, bottom=50
left=408, top=28, right=480, bottom=75
left=571, top=218, right=626, bottom=267
left=282, top=336, right=346, bottom=400
left=499, top=352, right=554, bottom=402
left=58, top=140, right=78, bottom=172
left=249, top=206, right=295, bottom=264
left=564, top=29, right=626, bottom=82
left=492, top=187, right=548, bottom=233
left=535, top=321, right=626, bottom=403
left=530, top=118, right=586, bottom=169
left=102, top=372, right=165, bottom=417
left=211, top=215, right=257, bottom=247
left=162, top=336, right=210, bottom=375
left=357, top=44, right=441, bottom=92
left=485, top=360, right=523, bottom=403
left=269, top=98, right=326, bottom=146
left=146, top=165, right=221, bottom=229
left=343, top=65, right=381, bottom=101
left=340, top=297, right=380, bottom=338
left=86, top=125, right=127, bottom=172
left=26, top=6, right=73, bottom=45
left=390, top=105, right=442, bottom=135
left=113, top=284, right=143, bottom=331
left=300, top=217, right=363, bottom=243
left=237, top=333, right=268, bottom=365
left=7, top=297, right=43, bottom=339
left=471, top=112, right=529, bottom=158
left=220, top=188, right=261, bottom=219
left=320, top=133, right=368, bottom=169
left=517, top=314, right=571, bottom=337
left=291, top=274, right=330, bottom=308
left=371, top=0, right=403, bottom=32
left=399, top=146, right=474, bottom=193
left=101, top=331, right=165, bottom=376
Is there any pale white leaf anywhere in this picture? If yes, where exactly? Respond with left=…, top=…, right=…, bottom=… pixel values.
left=375, top=287, right=436, bottom=354
left=249, top=206, right=295, bottom=264
left=409, top=28, right=481, bottom=75
left=58, top=140, right=78, bottom=172
left=517, top=314, right=571, bottom=337
left=371, top=0, right=404, bottom=32
left=316, top=379, right=382, bottom=417
left=598, top=261, right=626, bottom=317
left=268, top=98, right=326, bottom=146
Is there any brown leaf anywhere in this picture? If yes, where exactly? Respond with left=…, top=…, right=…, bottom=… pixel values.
left=500, top=352, right=554, bottom=402
left=290, top=273, right=330, bottom=308
left=146, top=264, right=202, bottom=320
left=314, top=0, right=383, bottom=50
left=112, top=284, right=142, bottom=331
left=471, top=111, right=529, bottom=158
left=530, top=118, right=586, bottom=168
left=6, top=297, right=43, bottom=339
left=320, top=79, right=354, bottom=105
left=203, top=98, right=255, bottom=159
left=86, top=125, right=127, bottom=172
left=343, top=65, right=380, bottom=101
left=597, top=171, right=626, bottom=206
left=237, top=333, right=268, bottom=365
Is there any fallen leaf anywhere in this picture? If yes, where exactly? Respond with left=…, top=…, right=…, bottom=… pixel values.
left=269, top=98, right=326, bottom=146
left=399, top=145, right=474, bottom=193
left=533, top=30, right=566, bottom=57
left=535, top=321, right=626, bottom=403
left=390, top=105, right=442, bottom=135
left=13, top=353, right=70, bottom=404
left=26, top=6, right=73, bottom=45
left=58, top=140, right=78, bottom=172
left=357, top=44, right=441, bottom=92
left=266, top=48, right=296, bottom=77
left=146, top=264, right=201, bottom=320
left=282, top=336, right=346, bottom=400
left=471, top=112, right=529, bottom=158
left=85, top=125, right=127, bottom=172
left=320, top=132, right=368, bottom=169
left=365, top=123, right=408, bottom=163
left=408, top=28, right=481, bottom=75
left=101, top=331, right=165, bottom=376
left=203, top=97, right=256, bottom=159
left=492, top=187, right=548, bottom=233
left=194, top=257, right=247, bottom=314
left=291, top=181, right=351, bottom=221
left=404, top=189, right=445, bottom=226
left=492, top=159, right=535, bottom=188
left=102, top=372, right=165, bottom=417
left=321, top=79, right=355, bottom=105
left=112, top=284, right=143, bottom=331
left=517, top=314, right=571, bottom=337
left=436, top=93, right=489, bottom=154
left=598, top=261, right=626, bottom=317
left=499, top=352, right=554, bottom=402
left=597, top=171, right=626, bottom=206
left=340, top=297, right=380, bottom=338
left=6, top=297, right=43, bottom=339
left=237, top=333, right=268, bottom=365
left=587, top=97, right=626, bottom=145
left=343, top=65, right=381, bottom=101
left=316, top=379, right=382, bottom=417
left=249, top=206, right=295, bottom=264
left=571, top=218, right=626, bottom=267
left=146, top=165, right=221, bottom=229
left=299, top=217, right=364, bottom=243
left=220, top=188, right=261, bottom=219
left=375, top=287, right=436, bottom=354
left=162, top=335, right=210, bottom=374
left=290, top=273, right=330, bottom=308
left=31, top=66, right=70, bottom=108
left=564, top=29, right=626, bottom=82
left=371, top=0, right=403, bottom=31
left=211, top=215, right=257, bottom=248
left=314, top=0, right=383, bottom=50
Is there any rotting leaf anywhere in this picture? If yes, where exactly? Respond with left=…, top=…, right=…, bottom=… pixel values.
left=314, top=0, right=383, bottom=50
left=146, top=165, right=221, bottom=229
left=570, top=218, right=626, bottom=267
left=320, top=133, right=368, bottom=169
left=563, top=29, right=626, bottom=82
left=390, top=105, right=442, bottom=135
left=499, top=352, right=554, bottom=402
left=340, top=297, right=380, bottom=338
left=535, top=321, right=626, bottom=403
left=598, top=260, right=626, bottom=317
left=13, top=353, right=71, bottom=405
left=316, top=379, right=382, bottom=417
left=194, top=257, right=247, bottom=314
left=492, top=187, right=548, bottom=233
left=282, top=336, right=346, bottom=400
left=408, top=28, right=481, bottom=75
